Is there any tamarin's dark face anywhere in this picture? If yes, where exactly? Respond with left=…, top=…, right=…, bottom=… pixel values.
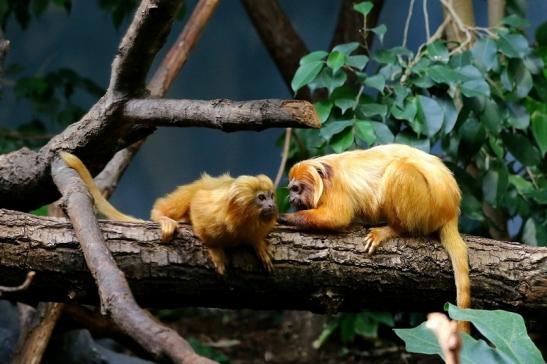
left=287, top=179, right=313, bottom=210
left=256, top=190, right=276, bottom=220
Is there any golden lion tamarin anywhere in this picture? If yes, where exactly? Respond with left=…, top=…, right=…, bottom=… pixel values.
left=278, top=144, right=470, bottom=332
left=60, top=152, right=277, bottom=274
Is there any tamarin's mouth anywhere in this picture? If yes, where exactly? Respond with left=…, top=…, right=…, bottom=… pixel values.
left=260, top=208, right=276, bottom=219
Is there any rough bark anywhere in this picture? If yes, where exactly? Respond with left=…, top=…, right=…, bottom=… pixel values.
left=124, top=98, right=320, bottom=131
left=49, top=159, right=214, bottom=364
left=109, top=0, right=183, bottom=95
left=0, top=209, right=545, bottom=325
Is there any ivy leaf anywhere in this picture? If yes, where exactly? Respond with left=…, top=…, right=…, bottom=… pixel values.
left=370, top=122, right=394, bottom=144
left=353, top=1, right=373, bottom=16
left=370, top=24, right=387, bottom=44
left=358, top=103, right=388, bottom=120
left=502, top=14, right=530, bottom=28
left=480, top=99, right=502, bottom=134
left=391, top=97, right=417, bottom=123
left=507, top=103, right=530, bottom=129
left=482, top=167, right=508, bottom=207
left=327, top=51, right=345, bottom=74
left=311, top=68, right=347, bottom=95
left=333, top=42, right=360, bottom=55
left=471, top=37, right=498, bottom=71
left=332, top=86, right=357, bottom=114
left=330, top=127, right=355, bottom=153
left=497, top=33, right=530, bottom=58
left=346, top=55, right=369, bottom=70
left=314, top=100, right=333, bottom=123
left=428, top=65, right=464, bottom=85
left=355, top=120, right=376, bottom=145
left=395, top=133, right=430, bottom=152
left=319, top=120, right=353, bottom=141
left=300, top=50, right=328, bottom=65
left=531, top=111, right=547, bottom=155
left=447, top=303, right=544, bottom=364
left=426, top=41, right=449, bottom=63
left=502, top=132, right=541, bottom=166
left=364, top=74, right=385, bottom=92
left=291, top=61, right=323, bottom=93
left=437, top=97, right=458, bottom=134
left=418, top=95, right=444, bottom=137
left=461, top=79, right=491, bottom=97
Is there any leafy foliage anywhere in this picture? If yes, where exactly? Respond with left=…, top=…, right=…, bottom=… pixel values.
left=313, top=311, right=394, bottom=349
left=0, top=0, right=71, bottom=29
left=289, top=2, right=547, bottom=245
left=394, top=303, right=545, bottom=364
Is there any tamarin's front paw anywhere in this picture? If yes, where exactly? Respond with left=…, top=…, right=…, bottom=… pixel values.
left=157, top=216, right=178, bottom=242
left=363, top=226, right=398, bottom=254
left=277, top=214, right=292, bottom=225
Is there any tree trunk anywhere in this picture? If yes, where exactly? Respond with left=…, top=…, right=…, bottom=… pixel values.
left=0, top=209, right=545, bottom=324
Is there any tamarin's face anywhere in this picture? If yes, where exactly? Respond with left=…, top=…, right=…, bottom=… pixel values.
left=287, top=179, right=312, bottom=210
left=255, top=189, right=276, bottom=219
left=287, top=162, right=326, bottom=211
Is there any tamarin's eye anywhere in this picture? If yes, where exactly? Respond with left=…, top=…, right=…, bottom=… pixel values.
left=290, top=185, right=300, bottom=193
left=257, top=193, right=266, bottom=201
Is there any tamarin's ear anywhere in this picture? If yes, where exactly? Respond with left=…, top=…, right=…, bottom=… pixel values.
left=316, top=163, right=333, bottom=180
left=316, top=168, right=324, bottom=178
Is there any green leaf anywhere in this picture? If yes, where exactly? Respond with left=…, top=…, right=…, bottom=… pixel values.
left=300, top=50, right=328, bottom=65
left=353, top=1, right=373, bottom=16
left=471, top=37, right=498, bottom=71
left=531, top=111, right=547, bottom=155
left=364, top=74, right=385, bottom=92
left=319, top=120, right=353, bottom=141
left=354, top=314, right=378, bottom=338
left=291, top=61, right=324, bottom=93
left=394, top=323, right=441, bottom=356
left=502, top=14, right=530, bottom=28
left=355, top=120, right=376, bottom=145
left=370, top=24, right=387, bottom=44
left=512, top=60, right=533, bottom=98
left=507, top=103, right=530, bottom=129
left=509, top=175, right=533, bottom=194
left=482, top=169, right=508, bottom=206
left=327, top=51, right=345, bottom=74
left=461, top=79, right=491, bottom=97
left=426, top=41, right=449, bottom=63
left=330, top=127, right=355, bottom=153
left=332, top=86, right=357, bottom=114
left=461, top=190, right=484, bottom=221
left=480, top=99, right=502, bottom=134
left=522, top=218, right=538, bottom=245
left=418, top=95, right=444, bottom=137
left=370, top=122, right=394, bottom=143
left=275, top=187, right=290, bottom=213
left=346, top=55, right=369, bottom=70
left=314, top=100, right=333, bottom=123
left=488, top=136, right=504, bottom=159
left=502, top=133, right=541, bottom=166
left=527, top=189, right=547, bottom=204
left=311, top=68, right=347, bottom=95
left=379, top=64, right=403, bottom=81
left=497, top=33, right=530, bottom=58
left=391, top=97, right=417, bottom=123
left=437, top=98, right=458, bottom=134
left=189, top=338, right=231, bottom=364
left=428, top=65, right=465, bottom=85
left=333, top=42, right=360, bottom=55
left=358, top=103, right=388, bottom=119
left=447, top=303, right=545, bottom=364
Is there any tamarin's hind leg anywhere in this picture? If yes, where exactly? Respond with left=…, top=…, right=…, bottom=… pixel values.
left=207, top=247, right=228, bottom=275
left=363, top=226, right=399, bottom=254
left=253, top=240, right=273, bottom=272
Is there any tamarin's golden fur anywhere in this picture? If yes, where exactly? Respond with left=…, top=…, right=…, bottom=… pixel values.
left=279, top=144, right=471, bottom=332
left=60, top=152, right=277, bottom=274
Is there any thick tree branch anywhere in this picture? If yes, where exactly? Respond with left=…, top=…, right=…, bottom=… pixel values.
left=124, top=98, right=320, bottom=130
left=0, top=209, right=545, bottom=324
left=109, top=0, right=183, bottom=94
left=50, top=160, right=214, bottom=364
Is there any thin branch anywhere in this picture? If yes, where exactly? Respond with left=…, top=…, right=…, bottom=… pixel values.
left=123, top=98, right=320, bottom=131
left=109, top=0, right=184, bottom=95
left=274, top=127, right=292, bottom=187
left=148, top=0, right=220, bottom=96
left=51, top=158, right=215, bottom=364
left=0, top=271, right=35, bottom=295
left=423, top=0, right=431, bottom=39
left=402, top=0, right=416, bottom=48
left=426, top=313, right=461, bottom=364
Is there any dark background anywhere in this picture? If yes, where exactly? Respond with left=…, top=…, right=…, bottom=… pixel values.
left=1, top=0, right=545, bottom=218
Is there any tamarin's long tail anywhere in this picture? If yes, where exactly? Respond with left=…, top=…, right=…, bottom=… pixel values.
left=439, top=217, right=471, bottom=333
left=59, top=152, right=144, bottom=223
